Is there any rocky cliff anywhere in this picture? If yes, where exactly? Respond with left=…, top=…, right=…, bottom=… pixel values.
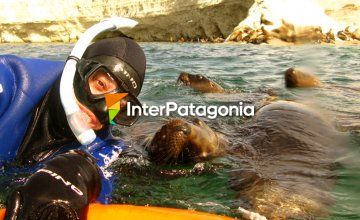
left=1, top=0, right=359, bottom=44
left=226, top=0, right=360, bottom=45
left=0, top=0, right=254, bottom=43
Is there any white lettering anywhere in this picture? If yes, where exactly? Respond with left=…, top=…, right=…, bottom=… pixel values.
left=37, top=169, right=84, bottom=196
left=244, top=105, right=255, bottom=116
left=159, top=105, right=166, bottom=115
left=207, top=106, right=218, bottom=119
left=218, top=106, right=229, bottom=117
left=125, top=102, right=255, bottom=119
left=142, top=103, right=149, bottom=116
left=149, top=105, right=159, bottom=116
left=129, top=102, right=142, bottom=116
left=166, top=102, right=178, bottom=116
left=178, top=105, right=189, bottom=116
left=195, top=106, right=206, bottom=117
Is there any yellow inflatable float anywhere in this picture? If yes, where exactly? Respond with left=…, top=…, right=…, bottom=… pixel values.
left=0, top=203, right=234, bottom=220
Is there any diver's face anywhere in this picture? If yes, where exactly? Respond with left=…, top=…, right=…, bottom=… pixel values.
left=76, top=70, right=119, bottom=130
left=88, top=70, right=118, bottom=95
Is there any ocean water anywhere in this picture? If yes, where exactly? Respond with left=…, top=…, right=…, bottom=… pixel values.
left=0, top=43, right=359, bottom=219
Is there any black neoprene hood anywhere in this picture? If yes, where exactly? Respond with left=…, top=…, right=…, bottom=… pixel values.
left=82, top=37, right=146, bottom=96
left=73, top=36, right=146, bottom=126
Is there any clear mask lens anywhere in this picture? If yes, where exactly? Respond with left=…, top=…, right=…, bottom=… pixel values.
left=88, top=67, right=119, bottom=96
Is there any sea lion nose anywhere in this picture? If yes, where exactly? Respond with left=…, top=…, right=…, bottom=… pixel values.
left=178, top=72, right=189, bottom=82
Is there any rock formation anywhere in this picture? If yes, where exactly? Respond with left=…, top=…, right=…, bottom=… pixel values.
left=0, top=0, right=359, bottom=44
left=226, top=0, right=360, bottom=45
left=0, top=0, right=254, bottom=43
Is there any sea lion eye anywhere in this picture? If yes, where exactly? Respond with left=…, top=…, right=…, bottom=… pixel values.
left=197, top=75, right=203, bottom=80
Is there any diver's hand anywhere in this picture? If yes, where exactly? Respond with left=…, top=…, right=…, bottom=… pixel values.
left=5, top=150, right=101, bottom=220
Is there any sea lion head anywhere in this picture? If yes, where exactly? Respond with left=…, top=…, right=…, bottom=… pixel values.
left=147, top=118, right=225, bottom=164
left=177, top=72, right=225, bottom=93
left=285, top=68, right=321, bottom=88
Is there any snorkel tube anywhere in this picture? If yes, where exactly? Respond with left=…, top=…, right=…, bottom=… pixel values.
left=60, top=17, right=138, bottom=145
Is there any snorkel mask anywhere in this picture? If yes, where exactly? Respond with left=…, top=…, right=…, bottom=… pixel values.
left=74, top=55, right=143, bottom=127
left=60, top=18, right=142, bottom=145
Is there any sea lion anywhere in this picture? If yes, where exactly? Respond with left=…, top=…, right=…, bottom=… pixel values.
left=177, top=72, right=225, bottom=93
left=246, top=28, right=270, bottom=44
left=260, top=13, right=273, bottom=26
left=230, top=101, right=343, bottom=219
left=271, top=20, right=296, bottom=43
left=284, top=68, right=360, bottom=94
left=284, top=68, right=321, bottom=88
left=227, top=25, right=252, bottom=42
left=295, top=26, right=325, bottom=44
left=147, top=118, right=226, bottom=165
left=324, top=29, right=336, bottom=43
left=352, top=28, right=360, bottom=41
left=147, top=101, right=343, bottom=219
left=337, top=30, right=350, bottom=41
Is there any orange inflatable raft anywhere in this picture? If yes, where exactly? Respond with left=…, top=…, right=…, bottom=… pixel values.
left=0, top=203, right=234, bottom=220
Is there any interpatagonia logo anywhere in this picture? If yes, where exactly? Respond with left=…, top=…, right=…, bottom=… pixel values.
left=105, top=93, right=128, bottom=125
left=105, top=93, right=255, bottom=124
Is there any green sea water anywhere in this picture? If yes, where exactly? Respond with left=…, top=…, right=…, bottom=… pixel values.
left=0, top=43, right=359, bottom=219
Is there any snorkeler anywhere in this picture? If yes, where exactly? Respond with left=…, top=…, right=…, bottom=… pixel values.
left=0, top=36, right=146, bottom=219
